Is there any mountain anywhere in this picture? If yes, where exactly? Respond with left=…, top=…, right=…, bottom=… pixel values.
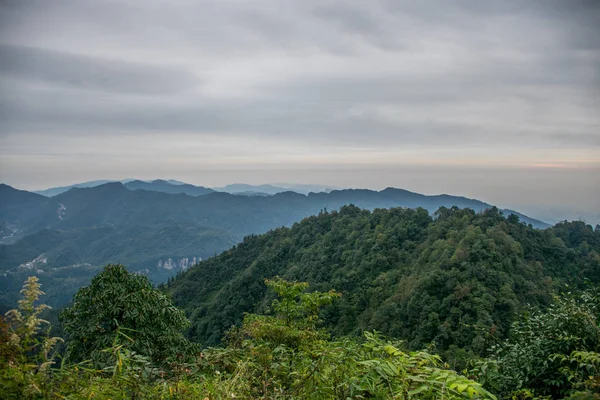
left=273, top=183, right=337, bottom=194
left=166, top=179, right=187, bottom=185
left=124, top=179, right=215, bottom=196
left=166, top=206, right=599, bottom=350
left=34, top=179, right=215, bottom=198
left=231, top=191, right=271, bottom=197
left=0, top=183, right=234, bottom=310
left=214, top=183, right=336, bottom=195
left=214, top=183, right=293, bottom=195
left=0, top=222, right=235, bottom=311
left=33, top=179, right=132, bottom=197
left=0, top=184, right=62, bottom=243
left=0, top=182, right=549, bottom=311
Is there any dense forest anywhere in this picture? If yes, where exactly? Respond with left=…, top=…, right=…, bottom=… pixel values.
left=1, top=207, right=599, bottom=399
left=166, top=206, right=599, bottom=358
left=0, top=182, right=548, bottom=312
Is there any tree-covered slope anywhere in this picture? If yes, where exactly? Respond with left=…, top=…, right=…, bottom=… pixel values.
left=0, top=182, right=550, bottom=311
left=167, top=206, right=599, bottom=352
left=0, top=222, right=236, bottom=311
left=0, top=184, right=62, bottom=242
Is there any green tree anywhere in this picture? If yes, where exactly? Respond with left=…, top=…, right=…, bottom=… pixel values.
left=474, top=287, right=600, bottom=399
left=201, top=277, right=496, bottom=399
left=60, top=264, right=194, bottom=366
left=238, top=277, right=341, bottom=348
left=0, top=275, right=499, bottom=399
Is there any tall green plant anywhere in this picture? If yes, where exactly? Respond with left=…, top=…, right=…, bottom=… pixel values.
left=60, top=264, right=195, bottom=366
left=1, top=277, right=62, bottom=399
left=201, top=277, right=497, bottom=399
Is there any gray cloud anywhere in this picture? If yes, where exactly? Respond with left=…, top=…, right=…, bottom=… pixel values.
left=0, top=43, right=199, bottom=94
left=0, top=0, right=599, bottom=215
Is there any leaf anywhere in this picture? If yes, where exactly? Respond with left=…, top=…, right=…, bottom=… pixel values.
left=408, top=385, right=429, bottom=396
left=456, top=383, right=468, bottom=393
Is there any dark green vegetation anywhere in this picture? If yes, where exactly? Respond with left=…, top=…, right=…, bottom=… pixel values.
left=2, top=269, right=598, bottom=399
left=0, top=272, right=495, bottom=399
left=2, top=186, right=597, bottom=398
left=60, top=265, right=195, bottom=366
left=167, top=206, right=599, bottom=357
left=0, top=182, right=549, bottom=311
left=476, top=287, right=600, bottom=399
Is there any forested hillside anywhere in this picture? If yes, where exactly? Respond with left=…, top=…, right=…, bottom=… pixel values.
left=0, top=182, right=550, bottom=311
left=167, top=206, right=599, bottom=356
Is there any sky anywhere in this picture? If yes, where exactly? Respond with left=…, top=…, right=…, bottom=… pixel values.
left=0, top=0, right=598, bottom=224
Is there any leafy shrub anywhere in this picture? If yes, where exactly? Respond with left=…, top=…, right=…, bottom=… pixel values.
left=1, top=274, right=499, bottom=399
left=473, top=287, right=600, bottom=399
left=198, top=277, right=497, bottom=399
left=60, top=264, right=196, bottom=367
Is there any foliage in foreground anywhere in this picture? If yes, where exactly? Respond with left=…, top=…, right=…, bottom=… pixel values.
left=1, top=268, right=599, bottom=399
left=59, top=264, right=196, bottom=367
left=472, top=286, right=600, bottom=399
left=196, top=277, right=495, bottom=399
left=1, top=272, right=496, bottom=399
left=0, top=277, right=63, bottom=398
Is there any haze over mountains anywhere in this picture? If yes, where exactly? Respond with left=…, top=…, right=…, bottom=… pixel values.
left=1, top=0, right=598, bottom=396
left=34, top=179, right=336, bottom=197
left=0, top=179, right=550, bottom=311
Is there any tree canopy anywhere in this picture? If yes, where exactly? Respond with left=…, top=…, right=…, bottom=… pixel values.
left=167, top=206, right=599, bottom=360
left=60, top=264, right=194, bottom=366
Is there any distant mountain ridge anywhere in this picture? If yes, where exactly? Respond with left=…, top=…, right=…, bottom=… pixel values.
left=6, top=182, right=550, bottom=237
left=214, top=183, right=335, bottom=195
left=30, top=180, right=552, bottom=229
left=213, top=183, right=291, bottom=195
left=35, top=180, right=336, bottom=197
left=0, top=181, right=549, bottom=311
left=124, top=179, right=215, bottom=196
left=33, top=179, right=136, bottom=197
left=34, top=178, right=195, bottom=197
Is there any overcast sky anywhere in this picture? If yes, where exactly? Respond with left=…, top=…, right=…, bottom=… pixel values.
left=0, top=0, right=598, bottom=223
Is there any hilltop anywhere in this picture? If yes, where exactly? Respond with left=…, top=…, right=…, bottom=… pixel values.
left=166, top=205, right=599, bottom=350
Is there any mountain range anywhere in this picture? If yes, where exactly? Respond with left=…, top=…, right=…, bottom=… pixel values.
left=213, top=183, right=336, bottom=195
left=0, top=180, right=549, bottom=311
left=33, top=179, right=334, bottom=197
left=33, top=179, right=136, bottom=197
left=124, top=179, right=215, bottom=196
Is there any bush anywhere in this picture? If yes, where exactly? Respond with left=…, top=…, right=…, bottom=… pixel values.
left=473, top=287, right=600, bottom=399
left=60, top=264, right=196, bottom=367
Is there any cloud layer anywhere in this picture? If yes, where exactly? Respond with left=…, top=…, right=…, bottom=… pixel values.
left=0, top=0, right=598, bottom=219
